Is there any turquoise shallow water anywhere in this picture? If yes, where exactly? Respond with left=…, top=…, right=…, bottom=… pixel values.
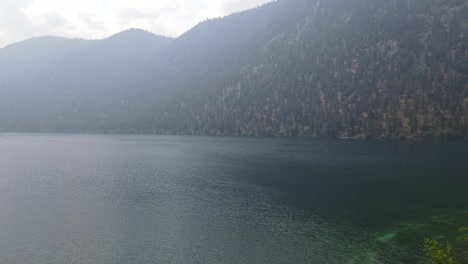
left=0, top=134, right=467, bottom=263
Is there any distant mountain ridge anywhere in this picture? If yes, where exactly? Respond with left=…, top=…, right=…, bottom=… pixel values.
left=0, top=0, right=467, bottom=139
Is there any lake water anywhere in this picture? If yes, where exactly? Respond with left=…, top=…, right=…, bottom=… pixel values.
left=0, top=134, right=467, bottom=263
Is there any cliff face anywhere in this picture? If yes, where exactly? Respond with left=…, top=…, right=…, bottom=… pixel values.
left=1, top=0, right=467, bottom=139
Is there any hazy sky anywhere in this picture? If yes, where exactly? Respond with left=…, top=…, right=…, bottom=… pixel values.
left=0, top=0, right=270, bottom=47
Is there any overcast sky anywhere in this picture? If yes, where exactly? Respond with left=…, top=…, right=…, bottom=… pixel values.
left=0, top=0, right=271, bottom=48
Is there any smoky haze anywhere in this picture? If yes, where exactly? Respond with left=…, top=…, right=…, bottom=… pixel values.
left=0, top=0, right=271, bottom=48
left=0, top=0, right=466, bottom=140
left=0, top=1, right=467, bottom=263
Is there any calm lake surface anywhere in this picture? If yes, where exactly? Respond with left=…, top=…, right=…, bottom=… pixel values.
left=0, top=134, right=467, bottom=264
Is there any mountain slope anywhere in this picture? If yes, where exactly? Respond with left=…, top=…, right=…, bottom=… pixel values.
left=0, top=37, right=92, bottom=82
left=0, top=29, right=173, bottom=132
left=143, top=0, right=468, bottom=139
left=0, top=0, right=467, bottom=139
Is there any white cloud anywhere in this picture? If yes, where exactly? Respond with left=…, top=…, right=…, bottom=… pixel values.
left=0, top=0, right=36, bottom=46
left=0, top=0, right=271, bottom=48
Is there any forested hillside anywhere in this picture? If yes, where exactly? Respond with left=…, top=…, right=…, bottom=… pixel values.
left=0, top=0, right=467, bottom=139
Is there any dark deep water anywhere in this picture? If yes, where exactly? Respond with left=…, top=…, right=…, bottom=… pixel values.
left=0, top=134, right=467, bottom=264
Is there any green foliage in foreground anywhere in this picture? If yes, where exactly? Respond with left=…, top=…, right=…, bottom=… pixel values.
left=424, top=227, right=468, bottom=264
left=424, top=239, right=458, bottom=264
